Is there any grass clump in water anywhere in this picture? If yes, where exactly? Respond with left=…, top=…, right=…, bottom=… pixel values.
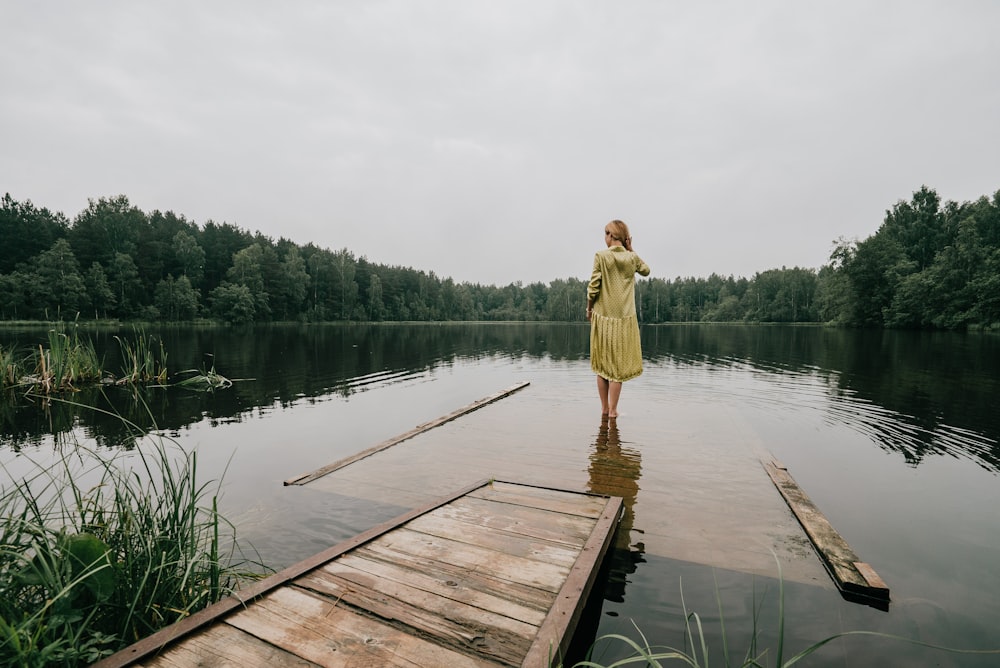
left=0, top=345, right=20, bottom=389
left=0, top=425, right=263, bottom=666
left=6, top=330, right=104, bottom=394
left=114, top=327, right=167, bottom=385
left=173, top=366, right=232, bottom=391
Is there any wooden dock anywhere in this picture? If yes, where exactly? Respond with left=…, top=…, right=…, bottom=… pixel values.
left=96, top=479, right=623, bottom=668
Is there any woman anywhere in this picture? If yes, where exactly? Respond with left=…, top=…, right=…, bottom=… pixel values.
left=586, top=219, right=651, bottom=418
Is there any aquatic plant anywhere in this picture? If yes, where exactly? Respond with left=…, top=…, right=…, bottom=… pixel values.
left=114, top=327, right=168, bottom=385
left=172, top=366, right=233, bottom=391
left=0, top=345, right=20, bottom=388
left=1, top=330, right=105, bottom=394
left=0, top=423, right=263, bottom=666
left=16, top=330, right=104, bottom=394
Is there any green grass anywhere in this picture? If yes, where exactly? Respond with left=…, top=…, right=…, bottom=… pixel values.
left=114, top=327, right=168, bottom=385
left=1, top=327, right=230, bottom=394
left=0, top=345, right=18, bottom=388
left=0, top=330, right=104, bottom=393
left=0, top=407, right=264, bottom=666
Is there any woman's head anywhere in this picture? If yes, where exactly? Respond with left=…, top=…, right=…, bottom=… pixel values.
left=605, top=219, right=632, bottom=250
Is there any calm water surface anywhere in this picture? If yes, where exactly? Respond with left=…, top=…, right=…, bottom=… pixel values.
left=2, top=323, right=998, bottom=666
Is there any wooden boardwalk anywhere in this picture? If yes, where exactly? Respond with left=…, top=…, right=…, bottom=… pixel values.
left=96, top=480, right=623, bottom=668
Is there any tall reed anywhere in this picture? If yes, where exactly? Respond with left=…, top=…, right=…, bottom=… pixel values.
left=0, top=345, right=19, bottom=389
left=114, top=328, right=167, bottom=385
left=0, top=425, right=262, bottom=666
left=22, top=330, right=103, bottom=393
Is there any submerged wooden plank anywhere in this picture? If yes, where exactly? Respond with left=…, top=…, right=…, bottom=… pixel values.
left=284, top=382, right=531, bottom=485
left=470, top=481, right=609, bottom=519
left=439, top=496, right=597, bottom=547
left=763, top=459, right=890, bottom=603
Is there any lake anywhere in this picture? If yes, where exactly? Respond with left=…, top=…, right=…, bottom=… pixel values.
left=2, top=322, right=999, bottom=666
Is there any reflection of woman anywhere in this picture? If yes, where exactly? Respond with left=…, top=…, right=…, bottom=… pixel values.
left=587, top=417, right=643, bottom=603
left=587, top=220, right=651, bottom=418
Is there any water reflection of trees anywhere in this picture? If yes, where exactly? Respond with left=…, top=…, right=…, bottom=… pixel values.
left=3, top=324, right=998, bottom=472
left=587, top=418, right=644, bottom=603
left=643, top=325, right=1000, bottom=472
left=0, top=323, right=591, bottom=450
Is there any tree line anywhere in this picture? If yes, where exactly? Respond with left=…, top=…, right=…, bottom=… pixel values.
left=1, top=186, right=997, bottom=328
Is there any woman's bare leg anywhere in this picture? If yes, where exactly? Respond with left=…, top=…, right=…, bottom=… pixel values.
left=596, top=375, right=610, bottom=415
left=608, top=381, right=623, bottom=418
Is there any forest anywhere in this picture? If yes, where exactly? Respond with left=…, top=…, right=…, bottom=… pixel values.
left=1, top=186, right=998, bottom=329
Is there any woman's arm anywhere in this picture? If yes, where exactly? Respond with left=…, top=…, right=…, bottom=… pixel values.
left=587, top=253, right=602, bottom=320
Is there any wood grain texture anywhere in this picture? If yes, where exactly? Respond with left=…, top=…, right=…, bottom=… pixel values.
left=100, top=480, right=622, bottom=667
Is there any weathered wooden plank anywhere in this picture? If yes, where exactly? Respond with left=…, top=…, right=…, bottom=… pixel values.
left=296, top=566, right=534, bottom=664
left=352, top=540, right=557, bottom=612
left=434, top=496, right=596, bottom=547
left=300, top=563, right=538, bottom=638
left=226, top=585, right=499, bottom=667
left=854, top=561, right=890, bottom=598
left=95, top=480, right=492, bottom=668
left=284, top=382, right=531, bottom=485
left=522, top=495, right=624, bottom=668
left=763, top=460, right=890, bottom=602
left=469, top=481, right=609, bottom=519
left=135, top=622, right=321, bottom=667
left=101, top=480, right=623, bottom=668
left=329, top=552, right=549, bottom=623
left=403, top=512, right=581, bottom=568
left=364, top=527, right=571, bottom=593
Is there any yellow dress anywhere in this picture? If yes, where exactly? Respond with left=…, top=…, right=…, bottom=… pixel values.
left=587, top=246, right=651, bottom=382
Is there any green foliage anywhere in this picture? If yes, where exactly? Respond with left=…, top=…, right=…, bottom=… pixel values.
left=107, top=253, right=143, bottom=318
left=827, top=186, right=1000, bottom=329
left=83, top=263, right=116, bottom=320
left=0, top=344, right=21, bottom=388
left=115, top=328, right=168, bottom=384
left=173, top=366, right=232, bottom=391
left=154, top=274, right=200, bottom=321
left=209, top=282, right=256, bottom=323
left=68, top=195, right=145, bottom=270
left=0, top=193, right=70, bottom=275
left=0, top=432, right=260, bottom=666
left=21, top=330, right=103, bottom=393
left=1, top=187, right=997, bottom=329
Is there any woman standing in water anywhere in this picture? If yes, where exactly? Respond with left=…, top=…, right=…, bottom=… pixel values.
left=586, top=219, right=651, bottom=418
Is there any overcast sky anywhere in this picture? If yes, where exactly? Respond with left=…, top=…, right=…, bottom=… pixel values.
left=3, top=1, right=999, bottom=286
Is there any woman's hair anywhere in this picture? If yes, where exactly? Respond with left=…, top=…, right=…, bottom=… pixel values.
left=607, top=219, right=632, bottom=251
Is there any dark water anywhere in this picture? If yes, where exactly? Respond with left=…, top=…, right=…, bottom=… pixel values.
left=2, top=323, right=999, bottom=665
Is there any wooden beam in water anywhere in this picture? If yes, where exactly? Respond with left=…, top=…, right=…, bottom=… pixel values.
left=763, top=458, right=890, bottom=606
left=284, top=381, right=531, bottom=486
